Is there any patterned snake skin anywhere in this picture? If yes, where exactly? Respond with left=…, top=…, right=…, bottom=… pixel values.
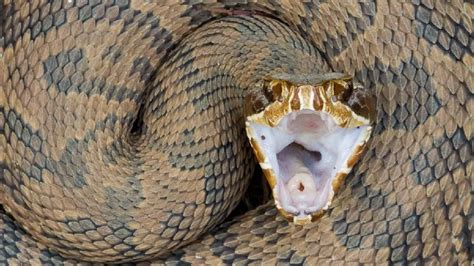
left=1, top=0, right=472, bottom=264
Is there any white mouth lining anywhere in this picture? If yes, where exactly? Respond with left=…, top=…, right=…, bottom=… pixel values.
left=248, top=109, right=369, bottom=217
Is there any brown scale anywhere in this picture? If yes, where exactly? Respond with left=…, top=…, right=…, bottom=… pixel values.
left=1, top=0, right=472, bottom=264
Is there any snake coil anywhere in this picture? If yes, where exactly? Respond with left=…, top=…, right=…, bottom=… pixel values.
left=1, top=0, right=472, bottom=264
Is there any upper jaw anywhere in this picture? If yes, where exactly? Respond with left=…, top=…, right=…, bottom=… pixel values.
left=245, top=75, right=375, bottom=224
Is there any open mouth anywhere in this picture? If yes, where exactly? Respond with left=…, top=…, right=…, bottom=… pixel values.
left=245, top=76, right=375, bottom=224
left=247, top=110, right=369, bottom=222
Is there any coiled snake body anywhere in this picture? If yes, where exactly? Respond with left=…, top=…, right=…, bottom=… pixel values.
left=1, top=0, right=472, bottom=264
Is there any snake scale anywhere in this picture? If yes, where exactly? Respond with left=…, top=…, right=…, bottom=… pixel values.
left=1, top=0, right=473, bottom=264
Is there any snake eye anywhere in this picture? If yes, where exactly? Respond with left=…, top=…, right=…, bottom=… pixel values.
left=347, top=86, right=377, bottom=123
left=331, top=78, right=353, bottom=103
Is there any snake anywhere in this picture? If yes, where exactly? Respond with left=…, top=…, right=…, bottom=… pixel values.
left=1, top=0, right=472, bottom=264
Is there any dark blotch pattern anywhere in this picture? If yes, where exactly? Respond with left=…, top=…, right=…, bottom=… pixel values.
left=1, top=0, right=471, bottom=264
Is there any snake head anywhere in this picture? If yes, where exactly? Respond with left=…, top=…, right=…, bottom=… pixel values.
left=245, top=74, right=375, bottom=225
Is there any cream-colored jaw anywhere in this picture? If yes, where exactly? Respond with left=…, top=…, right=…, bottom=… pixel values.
left=245, top=78, right=373, bottom=224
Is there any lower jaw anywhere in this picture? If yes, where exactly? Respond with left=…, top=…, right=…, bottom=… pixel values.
left=274, top=177, right=335, bottom=224
left=274, top=194, right=327, bottom=224
left=275, top=159, right=333, bottom=217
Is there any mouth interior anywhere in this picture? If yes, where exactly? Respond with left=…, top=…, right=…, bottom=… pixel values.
left=249, top=110, right=368, bottom=218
